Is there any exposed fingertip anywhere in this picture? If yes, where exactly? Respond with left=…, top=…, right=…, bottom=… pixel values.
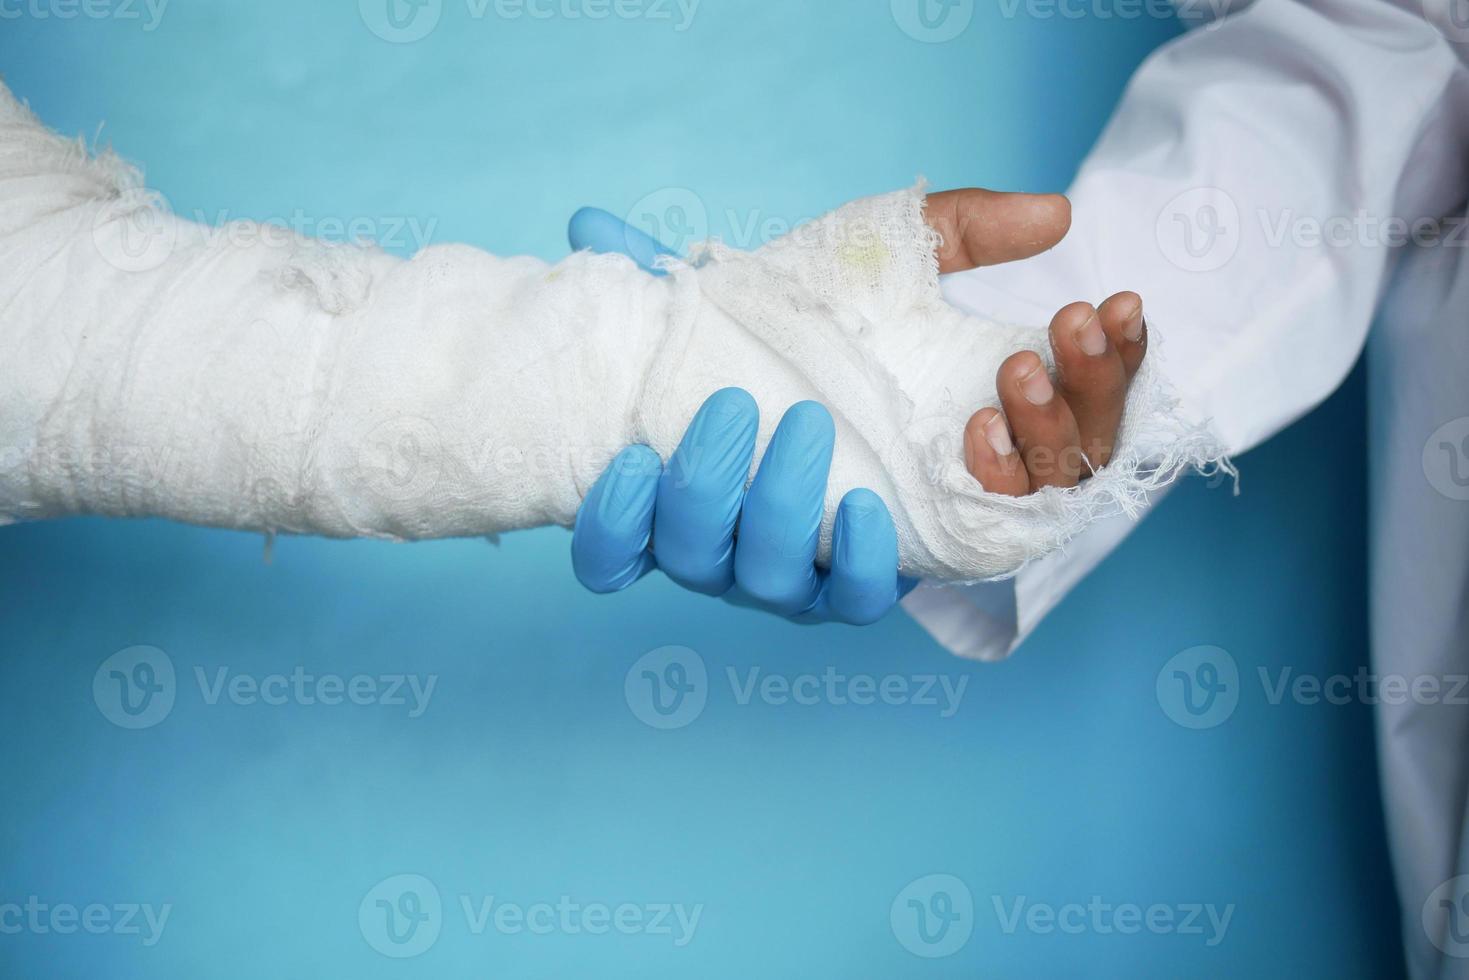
left=964, top=408, right=1003, bottom=464
left=1050, top=301, right=1100, bottom=346
left=1027, top=192, right=1072, bottom=244
left=1098, top=291, right=1144, bottom=343
left=1097, top=292, right=1147, bottom=378
left=964, top=408, right=1028, bottom=496
left=1000, top=349, right=1045, bottom=383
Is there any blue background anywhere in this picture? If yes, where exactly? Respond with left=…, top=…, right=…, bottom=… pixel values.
left=0, top=1, right=1398, bottom=976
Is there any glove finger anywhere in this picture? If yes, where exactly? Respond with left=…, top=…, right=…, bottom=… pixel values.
left=571, top=445, right=661, bottom=593
left=567, top=206, right=678, bottom=276
left=655, top=388, right=759, bottom=596
left=825, top=488, right=900, bottom=625
left=734, top=401, right=834, bottom=616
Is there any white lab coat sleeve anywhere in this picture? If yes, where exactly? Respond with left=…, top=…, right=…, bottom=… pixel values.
left=903, top=0, right=1469, bottom=660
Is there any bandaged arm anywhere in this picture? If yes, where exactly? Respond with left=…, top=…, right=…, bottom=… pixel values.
left=0, top=82, right=1219, bottom=581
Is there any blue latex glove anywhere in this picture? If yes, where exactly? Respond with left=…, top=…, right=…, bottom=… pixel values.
left=567, top=208, right=917, bottom=624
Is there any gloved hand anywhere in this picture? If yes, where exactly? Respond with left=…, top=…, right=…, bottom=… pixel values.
left=566, top=207, right=915, bottom=624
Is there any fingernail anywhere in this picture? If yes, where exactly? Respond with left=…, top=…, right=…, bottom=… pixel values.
left=984, top=414, right=1014, bottom=456
left=1020, top=364, right=1054, bottom=406
left=1075, top=313, right=1107, bottom=356
left=1123, top=305, right=1145, bottom=343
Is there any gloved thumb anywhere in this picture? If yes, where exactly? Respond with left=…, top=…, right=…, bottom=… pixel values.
left=567, top=206, right=678, bottom=276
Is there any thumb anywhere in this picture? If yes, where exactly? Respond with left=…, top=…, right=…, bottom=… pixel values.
left=926, top=188, right=1071, bottom=274
left=567, top=206, right=679, bottom=276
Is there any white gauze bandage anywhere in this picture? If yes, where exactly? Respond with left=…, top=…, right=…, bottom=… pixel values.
left=0, top=84, right=1224, bottom=583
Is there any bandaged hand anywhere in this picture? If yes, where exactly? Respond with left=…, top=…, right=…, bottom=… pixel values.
left=568, top=194, right=1159, bottom=622
left=0, top=84, right=1220, bottom=583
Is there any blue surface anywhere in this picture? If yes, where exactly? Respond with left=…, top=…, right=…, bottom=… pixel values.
left=0, top=2, right=1398, bottom=976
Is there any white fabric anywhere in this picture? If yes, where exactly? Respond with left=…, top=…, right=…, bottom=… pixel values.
left=0, top=83, right=1221, bottom=583
left=901, top=1, right=1469, bottom=976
